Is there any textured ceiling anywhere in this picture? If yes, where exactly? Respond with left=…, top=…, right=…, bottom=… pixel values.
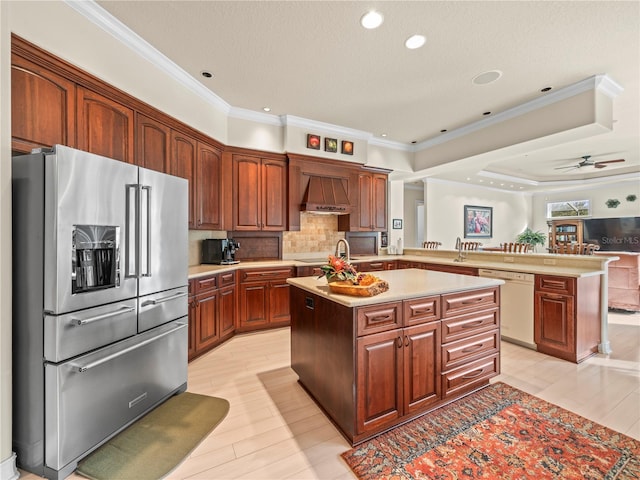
left=97, top=0, right=639, bottom=191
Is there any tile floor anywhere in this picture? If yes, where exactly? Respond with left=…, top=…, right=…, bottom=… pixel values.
left=20, top=310, right=640, bottom=480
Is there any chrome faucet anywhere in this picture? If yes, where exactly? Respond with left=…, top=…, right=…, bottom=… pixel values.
left=335, top=238, right=350, bottom=262
left=454, top=236, right=466, bottom=262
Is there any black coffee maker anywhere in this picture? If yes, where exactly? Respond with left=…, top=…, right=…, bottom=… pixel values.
left=201, top=239, right=241, bottom=264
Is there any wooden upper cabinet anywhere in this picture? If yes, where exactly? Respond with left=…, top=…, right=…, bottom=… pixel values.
left=196, top=142, right=223, bottom=230
left=11, top=54, right=76, bottom=153
left=76, top=86, right=134, bottom=163
left=170, top=131, right=197, bottom=228
left=135, top=113, right=170, bottom=172
left=233, top=154, right=287, bottom=231
left=356, top=171, right=387, bottom=231
left=262, top=159, right=287, bottom=231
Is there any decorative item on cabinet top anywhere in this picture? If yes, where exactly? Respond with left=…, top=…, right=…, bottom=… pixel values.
left=324, top=138, right=337, bottom=153
left=341, top=140, right=354, bottom=155
left=306, top=134, right=321, bottom=150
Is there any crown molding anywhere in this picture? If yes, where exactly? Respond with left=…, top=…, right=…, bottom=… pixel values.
left=281, top=115, right=373, bottom=141
left=414, top=74, right=622, bottom=152
left=227, top=106, right=283, bottom=127
left=65, top=0, right=231, bottom=113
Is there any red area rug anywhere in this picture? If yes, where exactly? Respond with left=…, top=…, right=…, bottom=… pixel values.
left=341, top=382, right=639, bottom=479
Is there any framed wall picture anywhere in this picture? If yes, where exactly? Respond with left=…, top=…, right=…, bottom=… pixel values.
left=307, top=134, right=321, bottom=150
left=464, top=205, right=492, bottom=238
left=325, top=138, right=337, bottom=153
left=341, top=140, right=354, bottom=155
left=392, top=218, right=403, bottom=229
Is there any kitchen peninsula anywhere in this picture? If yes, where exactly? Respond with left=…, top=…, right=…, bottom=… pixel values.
left=287, top=269, right=503, bottom=445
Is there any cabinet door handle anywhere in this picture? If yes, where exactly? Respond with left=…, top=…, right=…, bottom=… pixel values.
left=404, top=336, right=410, bottom=347
left=461, top=320, right=484, bottom=329
left=461, top=344, right=484, bottom=354
left=462, top=368, right=485, bottom=379
left=461, top=297, right=484, bottom=305
left=396, top=337, right=403, bottom=348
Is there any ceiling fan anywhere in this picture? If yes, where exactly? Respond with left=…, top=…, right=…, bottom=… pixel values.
left=554, top=155, right=626, bottom=171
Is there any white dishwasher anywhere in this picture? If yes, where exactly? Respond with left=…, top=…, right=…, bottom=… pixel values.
left=478, top=269, right=536, bottom=349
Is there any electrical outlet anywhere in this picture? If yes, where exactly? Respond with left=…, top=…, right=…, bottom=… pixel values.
left=504, top=257, right=514, bottom=263
left=544, top=258, right=557, bottom=265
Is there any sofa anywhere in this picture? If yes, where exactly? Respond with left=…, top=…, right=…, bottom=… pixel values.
left=595, top=252, right=640, bottom=311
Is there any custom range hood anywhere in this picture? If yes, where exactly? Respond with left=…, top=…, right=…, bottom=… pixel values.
left=300, top=175, right=352, bottom=214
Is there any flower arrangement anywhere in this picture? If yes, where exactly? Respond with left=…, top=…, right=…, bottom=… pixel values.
left=318, top=255, right=381, bottom=286
left=319, top=255, right=358, bottom=282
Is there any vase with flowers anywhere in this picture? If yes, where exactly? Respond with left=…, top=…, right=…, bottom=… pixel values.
left=318, top=255, right=358, bottom=283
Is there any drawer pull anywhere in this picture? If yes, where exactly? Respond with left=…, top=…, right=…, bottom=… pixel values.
left=370, top=315, right=391, bottom=322
left=543, top=293, right=565, bottom=300
left=461, top=320, right=484, bottom=329
left=461, top=344, right=484, bottom=354
left=462, top=368, right=485, bottom=379
left=461, top=298, right=485, bottom=305
left=412, top=309, right=432, bottom=315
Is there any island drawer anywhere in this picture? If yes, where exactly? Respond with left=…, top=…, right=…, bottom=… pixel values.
left=403, top=296, right=440, bottom=326
left=441, top=287, right=499, bottom=318
left=535, top=275, right=575, bottom=295
left=441, top=308, right=500, bottom=343
left=441, top=330, right=500, bottom=370
left=357, top=302, right=402, bottom=336
left=441, top=353, right=500, bottom=400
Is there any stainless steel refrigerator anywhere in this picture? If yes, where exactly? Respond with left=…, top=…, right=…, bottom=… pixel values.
left=12, top=145, right=189, bottom=480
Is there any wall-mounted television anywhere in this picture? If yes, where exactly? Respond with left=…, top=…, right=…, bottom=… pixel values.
left=583, top=217, right=640, bottom=252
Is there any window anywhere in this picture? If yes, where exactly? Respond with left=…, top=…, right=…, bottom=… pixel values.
left=546, top=200, right=591, bottom=218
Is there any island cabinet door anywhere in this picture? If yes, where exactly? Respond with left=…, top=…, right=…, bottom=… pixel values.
left=403, top=322, right=441, bottom=415
left=356, top=329, right=403, bottom=434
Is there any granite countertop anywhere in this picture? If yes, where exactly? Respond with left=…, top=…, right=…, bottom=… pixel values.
left=286, top=269, right=504, bottom=308
left=188, top=249, right=615, bottom=280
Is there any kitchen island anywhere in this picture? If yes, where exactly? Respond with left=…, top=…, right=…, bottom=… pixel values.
left=287, top=269, right=504, bottom=445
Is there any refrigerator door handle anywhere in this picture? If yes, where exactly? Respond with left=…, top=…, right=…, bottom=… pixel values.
left=72, top=306, right=136, bottom=326
left=69, top=322, right=186, bottom=373
left=125, top=184, right=139, bottom=278
left=141, top=291, right=187, bottom=307
left=140, top=185, right=152, bottom=277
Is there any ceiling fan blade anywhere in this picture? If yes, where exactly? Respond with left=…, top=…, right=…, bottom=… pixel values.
left=594, top=158, right=625, bottom=165
left=554, top=165, right=577, bottom=170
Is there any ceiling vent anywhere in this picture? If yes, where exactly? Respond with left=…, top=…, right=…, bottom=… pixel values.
left=300, top=176, right=352, bottom=214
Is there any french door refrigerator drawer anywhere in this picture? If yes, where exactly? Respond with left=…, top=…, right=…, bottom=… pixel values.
left=138, top=286, right=188, bottom=333
left=44, top=300, right=138, bottom=362
left=44, top=321, right=187, bottom=470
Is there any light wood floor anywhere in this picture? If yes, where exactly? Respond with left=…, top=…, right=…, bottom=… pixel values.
left=22, top=310, right=640, bottom=480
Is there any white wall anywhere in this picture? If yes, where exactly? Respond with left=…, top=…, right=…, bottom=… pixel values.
left=403, top=185, right=424, bottom=248
left=0, top=1, right=15, bottom=476
left=424, top=179, right=532, bottom=249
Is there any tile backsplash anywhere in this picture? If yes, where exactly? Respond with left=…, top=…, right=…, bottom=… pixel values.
left=283, top=213, right=345, bottom=258
left=188, top=213, right=345, bottom=265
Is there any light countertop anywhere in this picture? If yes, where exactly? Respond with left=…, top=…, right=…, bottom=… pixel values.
left=188, top=249, right=616, bottom=280
left=286, top=269, right=504, bottom=308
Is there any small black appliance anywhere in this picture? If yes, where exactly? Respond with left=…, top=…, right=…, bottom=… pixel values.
left=201, top=239, right=241, bottom=264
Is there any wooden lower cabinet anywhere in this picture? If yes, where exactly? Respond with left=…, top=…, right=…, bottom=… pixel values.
left=290, top=284, right=500, bottom=445
left=188, top=272, right=237, bottom=361
left=238, top=267, right=294, bottom=332
left=534, top=274, right=600, bottom=363
left=356, top=321, right=442, bottom=433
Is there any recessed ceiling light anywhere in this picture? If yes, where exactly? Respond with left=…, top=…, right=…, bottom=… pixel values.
left=262, top=107, right=271, bottom=112
left=201, top=70, right=213, bottom=78
left=472, top=70, right=502, bottom=85
left=360, top=11, right=384, bottom=29
left=540, top=86, right=553, bottom=92
left=405, top=35, right=426, bottom=49
left=381, top=133, right=387, bottom=137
